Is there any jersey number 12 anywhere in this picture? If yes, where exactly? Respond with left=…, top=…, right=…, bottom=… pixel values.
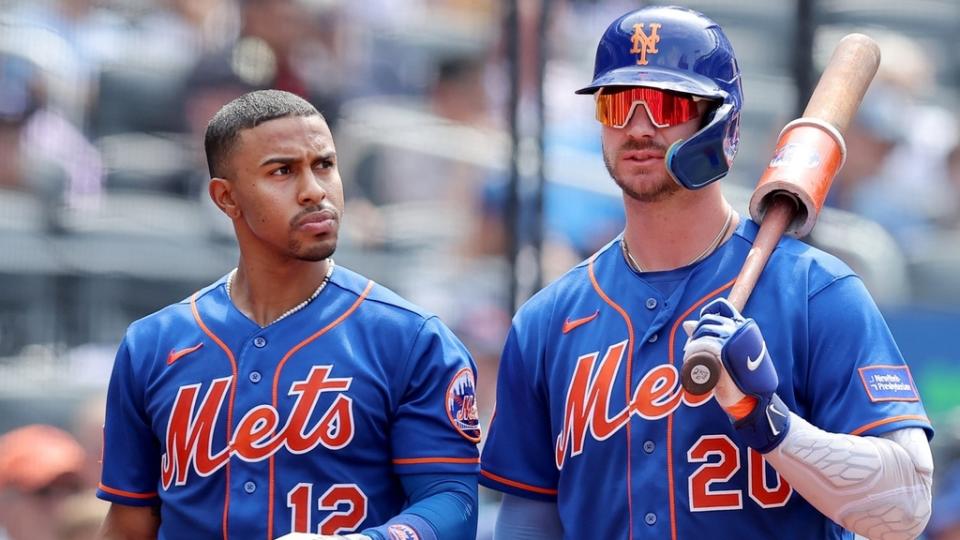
left=287, top=483, right=368, bottom=534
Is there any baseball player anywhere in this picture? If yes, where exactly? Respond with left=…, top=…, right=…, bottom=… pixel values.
left=96, top=90, right=480, bottom=540
left=480, top=6, right=933, bottom=540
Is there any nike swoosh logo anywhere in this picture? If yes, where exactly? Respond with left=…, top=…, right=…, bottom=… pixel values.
left=562, top=311, right=599, bottom=334
left=746, top=341, right=767, bottom=371
left=766, top=402, right=787, bottom=436
left=166, top=343, right=204, bottom=365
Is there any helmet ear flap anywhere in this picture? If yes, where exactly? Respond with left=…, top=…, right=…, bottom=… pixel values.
left=667, top=103, right=737, bottom=189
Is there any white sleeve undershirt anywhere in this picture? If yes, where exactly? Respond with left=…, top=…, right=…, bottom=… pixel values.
left=766, top=416, right=933, bottom=540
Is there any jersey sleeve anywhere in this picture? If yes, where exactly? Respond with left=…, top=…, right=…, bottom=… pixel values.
left=97, top=334, right=162, bottom=506
left=390, top=316, right=481, bottom=475
left=801, top=275, right=933, bottom=439
left=479, top=324, right=559, bottom=501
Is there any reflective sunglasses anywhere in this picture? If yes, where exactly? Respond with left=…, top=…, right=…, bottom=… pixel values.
left=595, top=87, right=703, bottom=129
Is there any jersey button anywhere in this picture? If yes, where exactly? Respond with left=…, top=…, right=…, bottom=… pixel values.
left=253, top=336, right=267, bottom=348
left=644, top=512, right=657, bottom=525
left=643, top=440, right=655, bottom=454
left=243, top=481, right=256, bottom=494
left=249, top=371, right=262, bottom=383
left=645, top=298, right=657, bottom=310
left=647, top=333, right=658, bottom=343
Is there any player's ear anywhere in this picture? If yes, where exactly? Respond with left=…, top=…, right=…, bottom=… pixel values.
left=209, top=177, right=241, bottom=219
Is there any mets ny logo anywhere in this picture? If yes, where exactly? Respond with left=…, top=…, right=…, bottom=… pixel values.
left=630, top=23, right=661, bottom=65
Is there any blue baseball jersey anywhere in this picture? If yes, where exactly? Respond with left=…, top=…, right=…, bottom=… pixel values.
left=97, top=265, right=481, bottom=540
left=480, top=218, right=932, bottom=540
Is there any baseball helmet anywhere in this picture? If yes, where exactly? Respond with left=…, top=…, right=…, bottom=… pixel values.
left=578, top=6, right=742, bottom=190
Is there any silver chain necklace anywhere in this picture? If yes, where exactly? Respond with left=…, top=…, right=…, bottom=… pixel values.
left=621, top=208, right=735, bottom=273
left=225, top=260, right=335, bottom=326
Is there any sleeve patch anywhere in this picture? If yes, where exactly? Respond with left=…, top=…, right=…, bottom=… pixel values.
left=858, top=365, right=919, bottom=402
left=446, top=367, right=481, bottom=443
left=387, top=524, right=420, bottom=540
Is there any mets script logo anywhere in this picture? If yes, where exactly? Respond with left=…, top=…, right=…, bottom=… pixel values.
left=555, top=340, right=711, bottom=469
left=446, top=368, right=481, bottom=443
left=160, top=365, right=353, bottom=490
left=630, top=23, right=662, bottom=65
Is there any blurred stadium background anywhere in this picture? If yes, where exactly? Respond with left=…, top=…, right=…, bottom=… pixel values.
left=0, top=0, right=959, bottom=538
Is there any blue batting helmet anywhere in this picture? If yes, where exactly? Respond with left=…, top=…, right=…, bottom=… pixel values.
left=578, top=6, right=742, bottom=190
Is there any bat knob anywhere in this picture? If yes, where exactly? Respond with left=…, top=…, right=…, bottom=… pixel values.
left=681, top=351, right=722, bottom=396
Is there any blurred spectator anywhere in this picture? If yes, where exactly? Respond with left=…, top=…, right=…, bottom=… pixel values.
left=183, top=0, right=338, bottom=109
left=831, top=81, right=956, bottom=254
left=0, top=50, right=102, bottom=214
left=430, top=53, right=495, bottom=127
left=1, top=0, right=100, bottom=127
left=340, top=0, right=497, bottom=98
left=827, top=33, right=958, bottom=256
left=944, top=140, right=960, bottom=228
left=89, top=0, right=238, bottom=139
left=928, top=464, right=960, bottom=540
left=179, top=50, right=258, bottom=198
left=352, top=52, right=496, bottom=208
left=828, top=83, right=904, bottom=212
left=0, top=424, right=88, bottom=540
left=71, top=394, right=107, bottom=489
left=140, top=0, right=240, bottom=62
left=238, top=0, right=309, bottom=93
left=0, top=54, right=35, bottom=192
left=181, top=0, right=344, bottom=198
left=291, top=2, right=345, bottom=119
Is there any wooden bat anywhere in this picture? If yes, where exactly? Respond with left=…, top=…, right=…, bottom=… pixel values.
left=680, top=34, right=882, bottom=396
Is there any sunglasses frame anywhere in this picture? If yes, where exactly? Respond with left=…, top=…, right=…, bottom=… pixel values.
left=595, top=87, right=708, bottom=129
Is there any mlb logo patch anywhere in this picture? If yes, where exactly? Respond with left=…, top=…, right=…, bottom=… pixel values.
left=446, top=368, right=481, bottom=443
left=858, top=365, right=919, bottom=402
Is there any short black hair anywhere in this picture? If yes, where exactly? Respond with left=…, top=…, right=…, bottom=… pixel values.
left=204, top=89, right=322, bottom=178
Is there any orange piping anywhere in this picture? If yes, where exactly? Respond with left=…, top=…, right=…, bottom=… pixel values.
left=666, top=278, right=736, bottom=540
left=191, top=291, right=239, bottom=540
left=480, top=469, right=559, bottom=496
left=266, top=281, right=373, bottom=539
left=587, top=255, right=635, bottom=540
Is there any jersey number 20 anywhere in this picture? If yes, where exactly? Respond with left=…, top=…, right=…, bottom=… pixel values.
left=687, top=435, right=792, bottom=511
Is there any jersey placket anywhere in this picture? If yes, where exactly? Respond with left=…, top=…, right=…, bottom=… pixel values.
left=226, top=328, right=277, bottom=539
left=629, top=279, right=689, bottom=538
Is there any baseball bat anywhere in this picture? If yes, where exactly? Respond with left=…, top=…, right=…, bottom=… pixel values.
left=680, top=34, right=882, bottom=396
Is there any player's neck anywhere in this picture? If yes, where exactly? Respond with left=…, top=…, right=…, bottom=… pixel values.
left=230, top=257, right=332, bottom=327
left=621, top=186, right=737, bottom=272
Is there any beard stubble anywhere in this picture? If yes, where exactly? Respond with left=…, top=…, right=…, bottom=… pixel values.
left=603, top=138, right=681, bottom=203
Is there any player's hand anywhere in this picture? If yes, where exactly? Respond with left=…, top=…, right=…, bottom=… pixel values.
left=684, top=298, right=775, bottom=407
left=274, top=533, right=371, bottom=540
left=683, top=298, right=790, bottom=453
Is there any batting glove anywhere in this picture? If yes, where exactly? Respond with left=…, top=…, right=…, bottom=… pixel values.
left=683, top=297, right=791, bottom=453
